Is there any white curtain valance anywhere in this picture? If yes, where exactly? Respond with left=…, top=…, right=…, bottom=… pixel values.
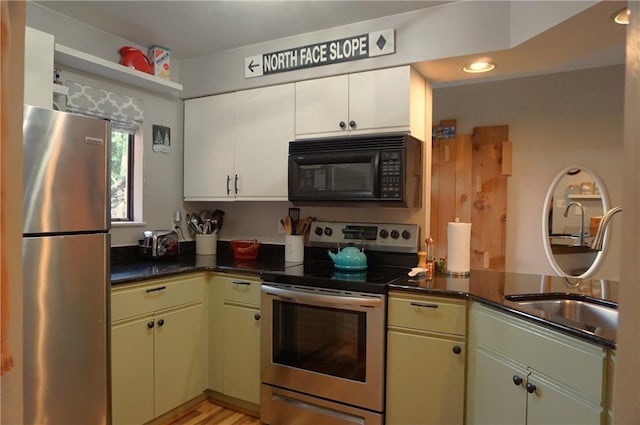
left=65, top=80, right=143, bottom=130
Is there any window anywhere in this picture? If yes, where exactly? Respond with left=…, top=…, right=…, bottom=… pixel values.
left=110, top=127, right=134, bottom=221
left=64, top=79, right=144, bottom=223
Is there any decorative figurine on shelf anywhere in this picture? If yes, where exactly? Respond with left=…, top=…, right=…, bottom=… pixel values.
left=118, top=46, right=153, bottom=74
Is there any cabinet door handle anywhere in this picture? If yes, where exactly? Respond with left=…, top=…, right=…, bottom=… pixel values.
left=339, top=121, right=346, bottom=129
left=526, top=383, right=536, bottom=394
left=226, top=175, right=231, bottom=195
left=452, top=345, right=462, bottom=355
left=254, top=313, right=261, bottom=321
left=145, top=286, right=166, bottom=293
left=147, top=321, right=155, bottom=329
left=234, top=174, right=239, bottom=194
left=349, top=120, right=356, bottom=128
left=231, top=280, right=252, bottom=286
left=157, top=319, right=165, bottom=327
left=512, top=375, right=523, bottom=386
left=410, top=302, right=439, bottom=309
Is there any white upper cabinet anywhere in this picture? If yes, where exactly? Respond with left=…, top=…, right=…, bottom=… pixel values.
left=184, top=92, right=236, bottom=200
left=24, top=27, right=55, bottom=109
left=295, top=75, right=349, bottom=136
left=295, top=66, right=426, bottom=140
left=234, top=84, right=294, bottom=200
left=183, top=84, right=294, bottom=201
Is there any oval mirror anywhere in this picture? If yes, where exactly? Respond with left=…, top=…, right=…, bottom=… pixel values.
left=541, top=166, right=611, bottom=278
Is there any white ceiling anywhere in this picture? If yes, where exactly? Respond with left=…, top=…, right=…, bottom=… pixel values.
left=35, top=0, right=627, bottom=85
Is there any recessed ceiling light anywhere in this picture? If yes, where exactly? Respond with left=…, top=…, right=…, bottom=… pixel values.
left=463, top=61, right=496, bottom=74
left=613, top=7, right=629, bottom=25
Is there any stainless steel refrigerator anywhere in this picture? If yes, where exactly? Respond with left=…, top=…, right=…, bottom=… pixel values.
left=22, top=105, right=110, bottom=424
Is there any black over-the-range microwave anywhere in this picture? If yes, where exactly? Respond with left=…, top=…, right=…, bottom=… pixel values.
left=288, top=133, right=423, bottom=207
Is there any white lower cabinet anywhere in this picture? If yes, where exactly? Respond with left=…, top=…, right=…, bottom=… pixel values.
left=111, top=274, right=206, bottom=425
left=385, top=292, right=466, bottom=425
left=208, top=273, right=261, bottom=407
left=467, top=302, right=607, bottom=425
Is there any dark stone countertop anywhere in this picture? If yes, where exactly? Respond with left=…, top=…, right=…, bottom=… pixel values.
left=111, top=243, right=618, bottom=349
left=389, top=270, right=618, bottom=349
left=110, top=241, right=293, bottom=285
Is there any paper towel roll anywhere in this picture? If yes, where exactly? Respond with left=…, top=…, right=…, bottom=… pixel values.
left=447, top=220, right=472, bottom=274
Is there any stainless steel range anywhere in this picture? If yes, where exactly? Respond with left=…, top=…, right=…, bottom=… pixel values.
left=260, top=221, right=418, bottom=425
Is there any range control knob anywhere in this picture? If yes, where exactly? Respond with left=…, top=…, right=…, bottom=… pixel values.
left=390, top=230, right=400, bottom=239
left=314, top=226, right=323, bottom=236
left=402, top=230, right=411, bottom=240
left=379, top=229, right=389, bottom=239
left=324, top=227, right=333, bottom=237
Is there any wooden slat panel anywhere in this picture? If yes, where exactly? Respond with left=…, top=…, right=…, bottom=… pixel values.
left=454, top=134, right=473, bottom=223
left=470, top=125, right=509, bottom=271
left=502, top=140, right=513, bottom=176
left=431, top=125, right=509, bottom=271
left=430, top=137, right=457, bottom=259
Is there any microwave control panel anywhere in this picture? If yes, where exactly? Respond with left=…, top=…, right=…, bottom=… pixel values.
left=308, top=221, right=418, bottom=253
left=380, top=151, right=403, bottom=199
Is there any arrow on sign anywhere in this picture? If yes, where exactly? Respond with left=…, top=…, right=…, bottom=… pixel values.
left=248, top=60, right=260, bottom=73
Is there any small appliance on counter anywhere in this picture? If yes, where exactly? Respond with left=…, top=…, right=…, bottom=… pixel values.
left=138, top=230, right=180, bottom=258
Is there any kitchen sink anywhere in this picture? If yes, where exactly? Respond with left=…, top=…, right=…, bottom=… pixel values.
left=504, top=294, right=618, bottom=330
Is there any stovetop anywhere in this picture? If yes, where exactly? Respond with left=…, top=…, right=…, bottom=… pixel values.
left=261, top=263, right=409, bottom=295
left=261, top=221, right=419, bottom=294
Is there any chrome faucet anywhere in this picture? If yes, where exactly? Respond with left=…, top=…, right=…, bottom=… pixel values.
left=591, top=206, right=622, bottom=251
left=564, top=201, right=585, bottom=246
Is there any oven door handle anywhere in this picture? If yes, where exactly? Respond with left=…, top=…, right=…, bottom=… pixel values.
left=262, top=284, right=383, bottom=308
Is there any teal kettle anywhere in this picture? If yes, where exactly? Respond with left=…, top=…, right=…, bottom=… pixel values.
left=328, top=244, right=367, bottom=270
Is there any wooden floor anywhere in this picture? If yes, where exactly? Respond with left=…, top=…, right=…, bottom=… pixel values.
left=163, top=400, right=260, bottom=425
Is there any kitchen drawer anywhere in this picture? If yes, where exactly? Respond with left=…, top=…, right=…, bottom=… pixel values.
left=388, top=292, right=466, bottom=336
left=222, top=274, right=260, bottom=306
left=112, top=274, right=205, bottom=322
left=471, top=302, right=606, bottom=401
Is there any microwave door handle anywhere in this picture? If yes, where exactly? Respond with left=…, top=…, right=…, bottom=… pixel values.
left=262, top=285, right=383, bottom=309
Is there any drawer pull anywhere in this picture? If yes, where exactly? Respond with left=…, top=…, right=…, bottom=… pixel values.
left=145, top=286, right=166, bottom=293
left=410, top=302, right=439, bottom=309
left=231, top=280, right=252, bottom=286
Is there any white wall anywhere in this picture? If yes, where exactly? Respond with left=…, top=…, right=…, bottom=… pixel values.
left=433, top=65, right=624, bottom=280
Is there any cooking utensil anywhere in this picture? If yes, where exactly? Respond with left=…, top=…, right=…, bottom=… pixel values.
left=199, top=210, right=212, bottom=222
left=188, top=220, right=200, bottom=235
left=212, top=209, right=225, bottom=233
left=296, top=217, right=313, bottom=236
left=198, top=221, right=211, bottom=234
left=282, top=216, right=293, bottom=235
left=289, top=208, right=300, bottom=234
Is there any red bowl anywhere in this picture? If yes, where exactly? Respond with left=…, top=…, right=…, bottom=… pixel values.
left=230, top=240, right=261, bottom=260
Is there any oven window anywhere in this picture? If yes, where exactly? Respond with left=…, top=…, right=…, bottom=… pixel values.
left=272, top=300, right=366, bottom=382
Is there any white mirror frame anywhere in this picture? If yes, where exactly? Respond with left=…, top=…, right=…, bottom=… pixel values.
left=541, top=165, right=611, bottom=278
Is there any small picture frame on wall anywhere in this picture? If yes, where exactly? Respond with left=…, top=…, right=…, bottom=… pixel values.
left=152, top=124, right=171, bottom=153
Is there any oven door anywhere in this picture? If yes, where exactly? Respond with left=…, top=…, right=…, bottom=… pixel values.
left=288, top=150, right=380, bottom=201
left=260, top=283, right=386, bottom=412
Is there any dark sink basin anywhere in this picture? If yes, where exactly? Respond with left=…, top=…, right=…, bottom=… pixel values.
left=504, top=294, right=618, bottom=330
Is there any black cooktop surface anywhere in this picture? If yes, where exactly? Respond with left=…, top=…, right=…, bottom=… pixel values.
left=261, top=259, right=410, bottom=295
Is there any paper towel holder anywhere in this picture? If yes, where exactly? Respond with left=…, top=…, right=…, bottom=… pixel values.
left=444, top=217, right=471, bottom=277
